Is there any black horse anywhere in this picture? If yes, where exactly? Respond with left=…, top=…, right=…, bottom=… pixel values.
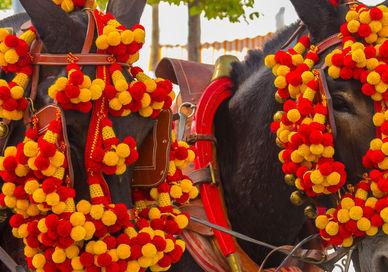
left=0, top=0, right=386, bottom=271
left=172, top=0, right=387, bottom=271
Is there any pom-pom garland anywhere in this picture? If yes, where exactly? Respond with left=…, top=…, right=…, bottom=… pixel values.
left=0, top=28, right=36, bottom=120
left=0, top=8, right=195, bottom=272
left=267, top=3, right=388, bottom=247
left=48, top=63, right=105, bottom=113
left=95, top=15, right=145, bottom=65
left=51, top=0, right=97, bottom=13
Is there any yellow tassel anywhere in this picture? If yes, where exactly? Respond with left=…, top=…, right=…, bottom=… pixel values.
left=19, top=30, right=36, bottom=45
left=12, top=73, right=29, bottom=89
left=89, top=184, right=105, bottom=199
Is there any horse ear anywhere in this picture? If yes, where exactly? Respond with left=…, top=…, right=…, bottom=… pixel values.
left=290, top=0, right=340, bottom=42
left=107, top=0, right=146, bottom=28
left=19, top=0, right=83, bottom=53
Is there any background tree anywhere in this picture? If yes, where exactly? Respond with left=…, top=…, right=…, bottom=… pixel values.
left=148, top=0, right=258, bottom=62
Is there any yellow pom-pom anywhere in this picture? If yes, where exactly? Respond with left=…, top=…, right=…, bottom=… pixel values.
left=134, top=29, right=145, bottom=43
left=367, top=71, right=381, bottom=85
left=352, top=49, right=366, bottom=64
left=287, top=109, right=301, bottom=123
left=176, top=214, right=189, bottom=229
left=78, top=88, right=92, bottom=102
left=274, top=76, right=287, bottom=89
left=349, top=206, right=363, bottom=220
left=359, top=11, right=371, bottom=24
left=365, top=197, right=377, bottom=208
left=170, top=185, right=183, bottom=199
left=90, top=204, right=104, bottom=220
left=103, top=151, right=119, bottom=166
left=107, top=31, right=121, bottom=46
left=264, top=54, right=276, bottom=68
left=4, top=195, right=16, bottom=208
left=346, top=10, right=359, bottom=22
left=121, top=30, right=134, bottom=45
left=342, top=236, right=354, bottom=248
left=4, top=49, right=19, bottom=64
left=90, top=84, right=103, bottom=100
left=366, top=226, right=378, bottom=236
left=189, top=186, right=199, bottom=199
left=311, top=170, right=324, bottom=184
left=95, top=35, right=109, bottom=50
left=116, top=143, right=130, bottom=158
left=127, top=260, right=141, bottom=272
left=102, top=210, right=117, bottom=226
left=24, top=246, right=37, bottom=258
left=118, top=91, right=132, bottom=105
left=373, top=112, right=385, bottom=126
left=52, top=248, right=66, bottom=264
left=141, top=93, right=151, bottom=108
left=46, top=192, right=60, bottom=206
left=348, top=19, right=360, bottom=33
left=325, top=221, right=339, bottom=236
left=76, top=200, right=91, bottom=214
left=164, top=239, right=174, bottom=253
left=32, top=253, right=46, bottom=269
left=382, top=223, right=388, bottom=235
left=327, top=172, right=341, bottom=186
left=149, top=207, right=161, bottom=220
left=117, top=244, right=131, bottom=259
left=142, top=243, right=157, bottom=258
left=337, top=209, right=350, bottom=223
left=70, top=212, right=86, bottom=227
left=380, top=207, right=388, bottom=222
left=357, top=217, right=371, bottom=232
left=139, top=106, right=153, bottom=117
left=23, top=141, right=39, bottom=157
left=10, top=86, right=24, bottom=99
left=52, top=202, right=67, bottom=215
left=109, top=97, right=122, bottom=111
left=70, top=225, right=86, bottom=241
left=2, top=182, right=15, bottom=196
left=83, top=221, right=96, bottom=240
left=93, top=240, right=108, bottom=255
left=180, top=179, right=193, bottom=193
left=65, top=245, right=80, bottom=259
left=71, top=257, right=83, bottom=270
left=32, top=188, right=46, bottom=203
left=328, top=65, right=341, bottom=79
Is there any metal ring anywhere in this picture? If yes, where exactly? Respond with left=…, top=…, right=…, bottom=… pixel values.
left=26, top=97, right=36, bottom=114
left=178, top=102, right=196, bottom=118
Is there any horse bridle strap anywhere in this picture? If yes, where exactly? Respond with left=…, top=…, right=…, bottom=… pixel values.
left=31, top=53, right=129, bottom=67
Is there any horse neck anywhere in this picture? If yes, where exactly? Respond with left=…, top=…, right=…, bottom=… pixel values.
left=214, top=63, right=305, bottom=265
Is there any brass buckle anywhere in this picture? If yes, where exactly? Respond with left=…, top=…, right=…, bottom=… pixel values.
left=209, top=163, right=218, bottom=185
left=0, top=121, right=9, bottom=138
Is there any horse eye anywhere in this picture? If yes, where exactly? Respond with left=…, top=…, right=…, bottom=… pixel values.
left=332, top=94, right=352, bottom=113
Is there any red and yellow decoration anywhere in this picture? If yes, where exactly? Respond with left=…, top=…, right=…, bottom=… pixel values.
left=267, top=3, right=387, bottom=247
left=0, top=27, right=36, bottom=120
left=52, top=0, right=97, bottom=13
left=0, top=6, right=198, bottom=272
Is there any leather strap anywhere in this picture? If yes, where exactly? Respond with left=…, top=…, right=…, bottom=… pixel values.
left=316, top=33, right=342, bottom=55
left=187, top=133, right=217, bottom=145
left=280, top=22, right=306, bottom=50
left=82, top=10, right=95, bottom=54
left=30, top=53, right=128, bottom=67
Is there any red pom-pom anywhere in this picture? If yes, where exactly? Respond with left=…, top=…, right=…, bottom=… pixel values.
left=69, top=70, right=84, bottom=85
left=97, top=253, right=112, bottom=267
left=56, top=220, right=72, bottom=237
left=9, top=214, right=24, bottom=228
left=370, top=7, right=383, bottom=20
left=64, top=85, right=81, bottom=99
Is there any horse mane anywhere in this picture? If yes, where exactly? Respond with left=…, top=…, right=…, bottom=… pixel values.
left=0, top=12, right=29, bottom=32
left=230, top=22, right=300, bottom=91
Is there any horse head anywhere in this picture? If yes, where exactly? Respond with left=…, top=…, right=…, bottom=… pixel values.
left=286, top=1, right=387, bottom=271
left=15, top=0, right=153, bottom=207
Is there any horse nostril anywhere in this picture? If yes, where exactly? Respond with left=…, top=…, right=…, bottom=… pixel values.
left=375, top=255, right=388, bottom=271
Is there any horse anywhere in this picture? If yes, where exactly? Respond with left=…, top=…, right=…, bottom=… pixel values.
left=0, top=0, right=154, bottom=270
left=169, top=0, right=388, bottom=271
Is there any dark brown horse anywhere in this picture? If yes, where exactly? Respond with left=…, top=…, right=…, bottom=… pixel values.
left=0, top=0, right=153, bottom=270
left=172, top=0, right=387, bottom=271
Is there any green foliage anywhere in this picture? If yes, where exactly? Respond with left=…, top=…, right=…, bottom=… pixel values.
left=147, top=0, right=259, bottom=23
left=96, top=0, right=108, bottom=10
left=0, top=0, right=11, bottom=10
